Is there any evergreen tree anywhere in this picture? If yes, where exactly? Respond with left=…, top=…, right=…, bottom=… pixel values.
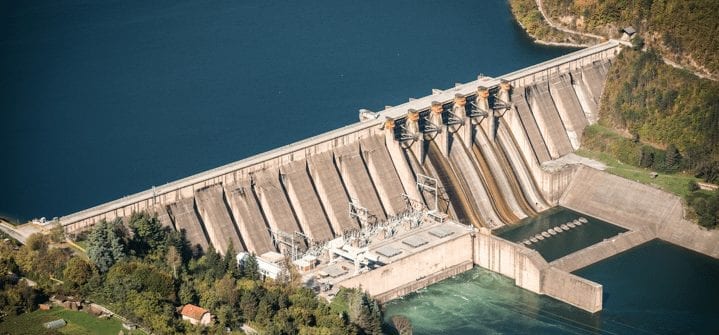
left=241, top=253, right=260, bottom=280
left=204, top=244, right=224, bottom=280
left=639, top=146, right=655, bottom=168
left=87, top=219, right=126, bottom=273
left=129, top=212, right=165, bottom=256
left=665, top=144, right=681, bottom=170
left=223, top=241, right=239, bottom=279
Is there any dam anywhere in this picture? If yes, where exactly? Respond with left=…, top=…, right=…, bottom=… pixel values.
left=56, top=40, right=719, bottom=312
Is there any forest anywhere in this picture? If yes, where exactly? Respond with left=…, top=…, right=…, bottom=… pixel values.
left=0, top=213, right=413, bottom=334
left=511, top=0, right=719, bottom=77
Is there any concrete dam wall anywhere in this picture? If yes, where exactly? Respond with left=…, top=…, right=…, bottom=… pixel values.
left=60, top=41, right=621, bottom=256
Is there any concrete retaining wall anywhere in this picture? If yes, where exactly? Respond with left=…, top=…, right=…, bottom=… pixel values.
left=559, top=166, right=678, bottom=232
left=473, top=228, right=603, bottom=312
left=372, top=261, right=474, bottom=303
left=560, top=166, right=719, bottom=259
left=542, top=268, right=602, bottom=313
left=657, top=219, right=719, bottom=258
left=550, top=229, right=656, bottom=272
left=338, top=232, right=474, bottom=300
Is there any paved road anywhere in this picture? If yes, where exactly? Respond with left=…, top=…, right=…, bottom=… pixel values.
left=0, top=219, right=42, bottom=244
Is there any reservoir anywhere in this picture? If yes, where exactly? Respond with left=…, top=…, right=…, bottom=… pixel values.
left=0, top=0, right=574, bottom=221
left=384, top=240, right=719, bottom=334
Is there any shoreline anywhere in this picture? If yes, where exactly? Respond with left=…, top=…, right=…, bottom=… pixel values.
left=512, top=17, right=594, bottom=49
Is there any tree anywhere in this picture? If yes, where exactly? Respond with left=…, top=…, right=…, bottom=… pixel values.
left=128, top=212, right=165, bottom=257
left=665, top=144, right=681, bottom=170
left=688, top=180, right=700, bottom=192
left=223, top=242, right=239, bottom=279
left=25, top=233, right=48, bottom=252
left=166, top=246, right=181, bottom=279
left=87, top=219, right=126, bottom=273
left=390, top=315, right=413, bottom=335
left=63, top=257, right=94, bottom=294
left=639, top=146, right=655, bottom=168
left=241, top=253, right=260, bottom=280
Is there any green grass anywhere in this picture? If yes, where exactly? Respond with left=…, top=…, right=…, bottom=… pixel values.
left=575, top=148, right=700, bottom=198
left=0, top=307, right=143, bottom=335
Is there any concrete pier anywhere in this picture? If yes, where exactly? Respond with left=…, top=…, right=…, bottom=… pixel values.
left=526, top=83, right=573, bottom=159
left=495, top=123, right=549, bottom=212
left=549, top=74, right=588, bottom=149
left=425, top=142, right=476, bottom=225
left=153, top=204, right=174, bottom=230
left=580, top=61, right=608, bottom=106
left=511, top=90, right=552, bottom=163
left=360, top=135, right=408, bottom=216
left=335, top=143, right=387, bottom=223
left=224, top=180, right=275, bottom=255
left=253, top=170, right=307, bottom=250
left=447, top=139, right=504, bottom=227
left=280, top=160, right=335, bottom=242
left=382, top=120, right=425, bottom=207
left=168, top=198, right=209, bottom=252
left=307, top=152, right=359, bottom=234
left=194, top=184, right=244, bottom=254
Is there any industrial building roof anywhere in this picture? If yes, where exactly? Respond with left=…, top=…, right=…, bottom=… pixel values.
left=375, top=245, right=403, bottom=258
left=402, top=236, right=428, bottom=248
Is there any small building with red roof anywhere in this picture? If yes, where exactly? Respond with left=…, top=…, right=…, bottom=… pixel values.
left=180, top=304, right=213, bottom=326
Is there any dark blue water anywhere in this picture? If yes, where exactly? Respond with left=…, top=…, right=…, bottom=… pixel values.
left=0, top=0, right=573, bottom=221
left=385, top=240, right=719, bottom=334
left=498, top=207, right=627, bottom=261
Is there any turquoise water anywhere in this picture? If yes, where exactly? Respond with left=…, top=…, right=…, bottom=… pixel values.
left=498, top=207, right=627, bottom=261
left=384, top=240, right=719, bottom=334
left=0, top=0, right=574, bottom=221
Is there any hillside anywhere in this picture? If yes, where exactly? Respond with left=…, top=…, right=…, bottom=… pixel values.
left=585, top=48, right=719, bottom=228
left=510, top=0, right=719, bottom=79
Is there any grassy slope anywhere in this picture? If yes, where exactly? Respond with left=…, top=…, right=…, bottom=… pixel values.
left=575, top=147, right=699, bottom=198
left=0, top=307, right=142, bottom=335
